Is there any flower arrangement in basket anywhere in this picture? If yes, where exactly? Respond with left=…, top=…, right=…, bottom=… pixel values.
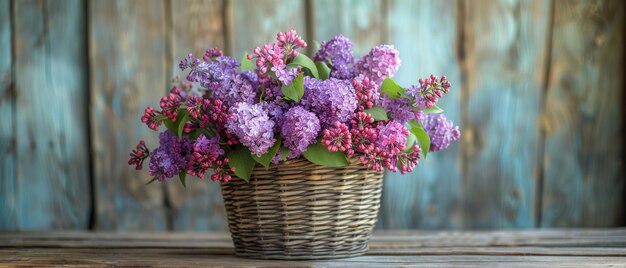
left=128, top=30, right=460, bottom=259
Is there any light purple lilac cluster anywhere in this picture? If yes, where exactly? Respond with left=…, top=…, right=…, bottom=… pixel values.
left=129, top=30, right=461, bottom=184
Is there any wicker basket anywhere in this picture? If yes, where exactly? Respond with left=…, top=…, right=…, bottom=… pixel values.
left=220, top=158, right=384, bottom=260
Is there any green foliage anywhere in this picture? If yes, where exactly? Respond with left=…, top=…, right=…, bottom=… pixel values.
left=241, top=52, right=254, bottom=71
left=410, top=127, right=431, bottom=159
left=363, top=106, right=389, bottom=121
left=227, top=146, right=256, bottom=182
left=315, top=61, right=331, bottom=80
left=287, top=53, right=319, bottom=78
left=178, top=171, right=187, bottom=188
left=281, top=72, right=305, bottom=102
left=163, top=110, right=190, bottom=138
left=145, top=176, right=158, bottom=185
left=280, top=147, right=290, bottom=161
left=303, top=141, right=349, bottom=167
left=251, top=137, right=282, bottom=169
left=424, top=104, right=444, bottom=114
left=405, top=132, right=417, bottom=150
left=381, top=78, right=405, bottom=99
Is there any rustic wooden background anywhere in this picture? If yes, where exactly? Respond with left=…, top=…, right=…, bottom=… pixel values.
left=0, top=0, right=624, bottom=231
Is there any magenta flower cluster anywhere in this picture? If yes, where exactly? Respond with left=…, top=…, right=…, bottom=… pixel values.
left=129, top=30, right=461, bottom=185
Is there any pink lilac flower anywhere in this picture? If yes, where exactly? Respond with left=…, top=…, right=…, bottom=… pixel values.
left=280, top=106, right=320, bottom=156
left=314, top=34, right=354, bottom=79
left=149, top=131, right=192, bottom=181
left=376, top=121, right=409, bottom=152
left=203, top=47, right=223, bottom=61
left=128, top=140, right=150, bottom=170
left=185, top=96, right=230, bottom=130
left=358, top=147, right=390, bottom=172
left=380, top=97, right=423, bottom=124
left=349, top=112, right=378, bottom=154
left=160, top=92, right=182, bottom=121
left=406, top=75, right=451, bottom=109
left=396, top=144, right=421, bottom=174
left=422, top=113, right=461, bottom=152
left=141, top=106, right=162, bottom=131
left=187, top=134, right=224, bottom=178
left=212, top=71, right=259, bottom=106
left=321, top=121, right=354, bottom=156
left=352, top=76, right=379, bottom=110
left=354, top=45, right=401, bottom=86
left=211, top=158, right=234, bottom=182
left=226, top=102, right=276, bottom=156
left=301, top=77, right=357, bottom=128
left=249, top=30, right=306, bottom=85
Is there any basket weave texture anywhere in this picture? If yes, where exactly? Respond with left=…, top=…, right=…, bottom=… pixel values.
left=220, top=158, right=384, bottom=260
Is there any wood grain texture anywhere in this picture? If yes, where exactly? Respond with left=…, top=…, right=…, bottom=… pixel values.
left=1, top=229, right=626, bottom=267
left=10, top=0, right=90, bottom=230
left=230, top=0, right=307, bottom=59
left=461, top=0, right=550, bottom=228
left=89, top=0, right=168, bottom=231
left=0, top=0, right=16, bottom=229
left=541, top=0, right=624, bottom=227
left=167, top=0, right=228, bottom=231
left=312, top=0, right=384, bottom=56
left=381, top=0, right=464, bottom=229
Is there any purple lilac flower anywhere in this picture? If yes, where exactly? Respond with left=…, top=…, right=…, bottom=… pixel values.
left=376, top=121, right=409, bottom=155
left=314, top=35, right=354, bottom=79
left=421, top=113, right=461, bottom=152
left=280, top=106, right=320, bottom=156
left=184, top=56, right=239, bottom=90
left=149, top=131, right=192, bottom=181
left=354, top=45, right=401, bottom=86
left=381, top=97, right=423, bottom=124
left=226, top=102, right=276, bottom=156
left=212, top=71, right=259, bottom=106
left=301, top=77, right=357, bottom=128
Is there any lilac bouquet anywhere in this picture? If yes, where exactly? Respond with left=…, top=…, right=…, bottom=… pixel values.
left=128, top=30, right=460, bottom=186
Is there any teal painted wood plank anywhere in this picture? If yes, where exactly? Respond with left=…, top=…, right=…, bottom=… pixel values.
left=541, top=0, right=624, bottom=227
left=231, top=0, right=306, bottom=59
left=312, top=0, right=383, bottom=56
left=0, top=0, right=16, bottom=229
left=12, top=0, right=90, bottom=230
left=168, top=0, right=228, bottom=231
left=381, top=0, right=463, bottom=229
left=90, top=0, right=168, bottom=231
left=461, top=0, right=550, bottom=228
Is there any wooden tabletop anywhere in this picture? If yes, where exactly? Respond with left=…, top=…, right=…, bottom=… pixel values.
left=1, top=229, right=626, bottom=267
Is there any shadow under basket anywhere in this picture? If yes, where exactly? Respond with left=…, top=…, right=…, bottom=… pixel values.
left=220, top=158, right=384, bottom=260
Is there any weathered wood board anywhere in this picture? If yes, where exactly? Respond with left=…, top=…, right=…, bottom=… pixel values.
left=381, top=0, right=464, bottom=229
left=89, top=0, right=168, bottom=231
left=7, top=0, right=91, bottom=230
left=460, top=0, right=551, bottom=228
left=541, top=0, right=624, bottom=227
left=0, top=0, right=15, bottom=229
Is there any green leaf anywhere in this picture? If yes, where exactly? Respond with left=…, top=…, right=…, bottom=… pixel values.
left=315, top=61, right=331, bottom=80
left=313, top=40, right=321, bottom=53
left=303, top=142, right=349, bottom=167
left=163, top=118, right=177, bottom=134
left=281, top=72, right=305, bottom=102
left=227, top=146, right=256, bottom=182
left=177, top=113, right=189, bottom=137
left=424, top=105, right=444, bottom=114
left=287, top=53, right=319, bottom=78
left=405, top=132, right=417, bottom=151
left=381, top=78, right=405, bottom=99
left=280, top=147, right=290, bottom=161
left=411, top=127, right=431, bottom=159
left=178, top=171, right=187, bottom=188
left=241, top=52, right=255, bottom=71
left=407, top=119, right=423, bottom=130
left=363, top=106, right=389, bottom=121
left=251, top=137, right=281, bottom=169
